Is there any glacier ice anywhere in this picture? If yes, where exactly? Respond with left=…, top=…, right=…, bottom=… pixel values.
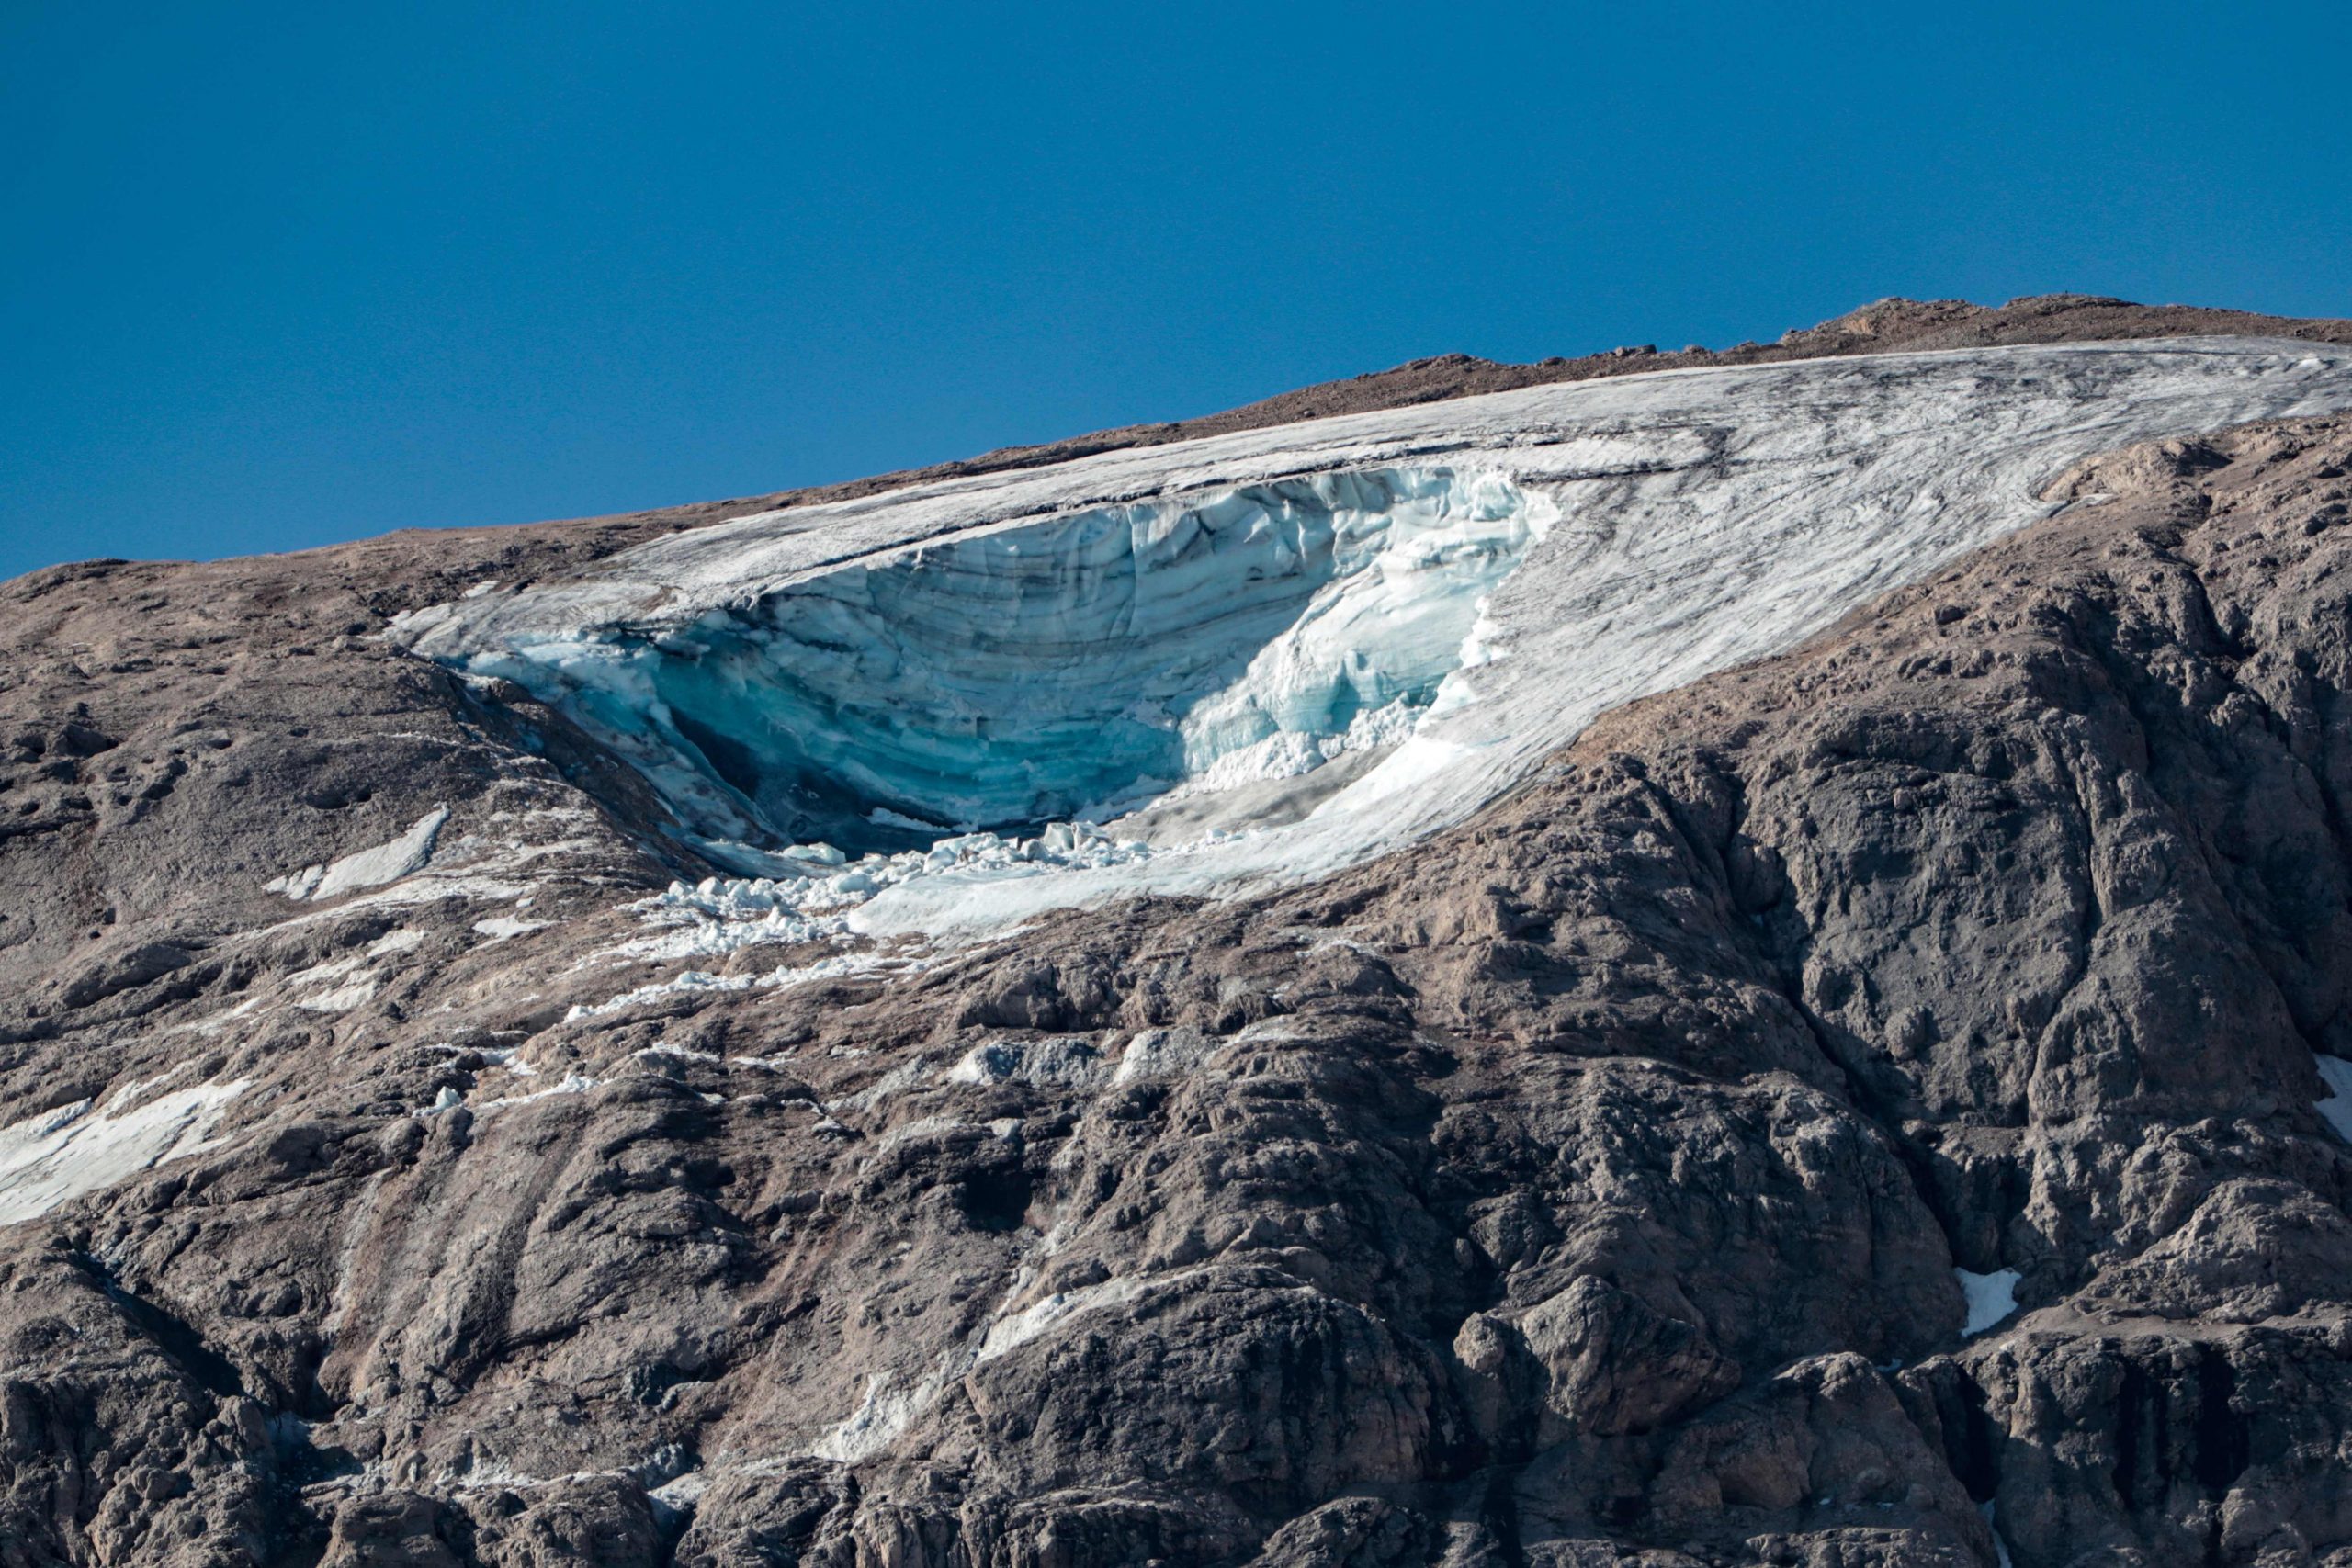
left=400, top=338, right=2352, bottom=934
left=445, top=467, right=1548, bottom=857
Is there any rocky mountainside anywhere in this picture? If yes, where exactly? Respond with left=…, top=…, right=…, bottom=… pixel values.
left=6, top=300, right=2352, bottom=1567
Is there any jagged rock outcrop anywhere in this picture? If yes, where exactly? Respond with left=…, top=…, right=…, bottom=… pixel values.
left=5, top=302, right=2352, bottom=1566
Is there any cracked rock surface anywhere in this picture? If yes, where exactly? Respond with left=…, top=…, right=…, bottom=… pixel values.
left=6, top=301, right=2352, bottom=1566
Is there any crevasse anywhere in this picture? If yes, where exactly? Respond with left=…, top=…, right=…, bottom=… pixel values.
left=463, top=467, right=1552, bottom=856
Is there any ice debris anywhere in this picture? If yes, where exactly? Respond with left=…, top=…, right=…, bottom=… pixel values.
left=564, top=951, right=921, bottom=1022
left=614, top=822, right=1157, bottom=965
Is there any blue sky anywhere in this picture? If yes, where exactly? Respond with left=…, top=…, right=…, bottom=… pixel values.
left=5, top=1, right=2348, bottom=581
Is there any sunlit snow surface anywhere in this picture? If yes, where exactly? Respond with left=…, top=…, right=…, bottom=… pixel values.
left=401, top=340, right=2352, bottom=936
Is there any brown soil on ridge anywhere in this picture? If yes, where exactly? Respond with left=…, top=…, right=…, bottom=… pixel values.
left=543, top=291, right=2352, bottom=530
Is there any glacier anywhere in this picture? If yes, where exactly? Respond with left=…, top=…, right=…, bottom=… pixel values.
left=397, top=338, right=2352, bottom=934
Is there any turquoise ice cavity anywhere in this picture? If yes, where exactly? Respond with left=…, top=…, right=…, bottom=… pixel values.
left=462, top=466, right=1551, bottom=857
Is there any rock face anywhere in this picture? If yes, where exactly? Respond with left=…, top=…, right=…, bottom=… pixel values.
left=5, top=300, right=2352, bottom=1567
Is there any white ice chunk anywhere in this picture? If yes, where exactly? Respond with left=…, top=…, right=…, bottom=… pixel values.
left=1956, top=1267, right=2022, bottom=1336
left=296, top=979, right=379, bottom=1013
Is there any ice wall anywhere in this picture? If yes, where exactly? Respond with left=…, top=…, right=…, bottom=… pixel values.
left=455, top=467, right=1549, bottom=855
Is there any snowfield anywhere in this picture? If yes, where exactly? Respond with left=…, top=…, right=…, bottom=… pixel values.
left=397, top=339, right=2352, bottom=936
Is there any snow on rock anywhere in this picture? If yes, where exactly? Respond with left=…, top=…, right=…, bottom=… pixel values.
left=0, top=1078, right=248, bottom=1224
left=945, top=1037, right=1105, bottom=1090
left=811, top=1270, right=1177, bottom=1463
left=472, top=915, right=551, bottom=942
left=2314, top=1053, right=2352, bottom=1140
left=809, top=1371, right=942, bottom=1464
left=1112, top=1026, right=1214, bottom=1085
left=973, top=1275, right=1156, bottom=1365
left=475, top=1072, right=601, bottom=1112
left=1956, top=1267, right=2022, bottom=1336
left=296, top=978, right=379, bottom=1013
left=269, top=806, right=451, bottom=900
left=401, top=341, right=2352, bottom=936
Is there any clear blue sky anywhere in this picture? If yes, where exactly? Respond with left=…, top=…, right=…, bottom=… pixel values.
left=6, top=1, right=2347, bottom=581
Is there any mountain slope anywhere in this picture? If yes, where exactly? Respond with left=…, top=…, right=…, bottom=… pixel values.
left=4, top=302, right=2352, bottom=1567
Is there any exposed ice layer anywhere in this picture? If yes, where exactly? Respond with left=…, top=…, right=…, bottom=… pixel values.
left=449, top=468, right=1547, bottom=853
left=402, top=339, right=2352, bottom=931
left=0, top=1077, right=247, bottom=1224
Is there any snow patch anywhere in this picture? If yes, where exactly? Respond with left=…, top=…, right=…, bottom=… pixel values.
left=472, top=915, right=550, bottom=942
left=974, top=1275, right=1156, bottom=1364
left=0, top=1079, right=249, bottom=1224
left=1956, top=1267, right=2021, bottom=1336
left=945, top=1037, right=1105, bottom=1090
left=297, top=979, right=379, bottom=1013
left=476, top=1072, right=599, bottom=1111
left=1112, top=1027, right=1214, bottom=1085
left=270, top=807, right=451, bottom=900
left=2313, top=1053, right=2352, bottom=1140
left=809, top=1371, right=939, bottom=1464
